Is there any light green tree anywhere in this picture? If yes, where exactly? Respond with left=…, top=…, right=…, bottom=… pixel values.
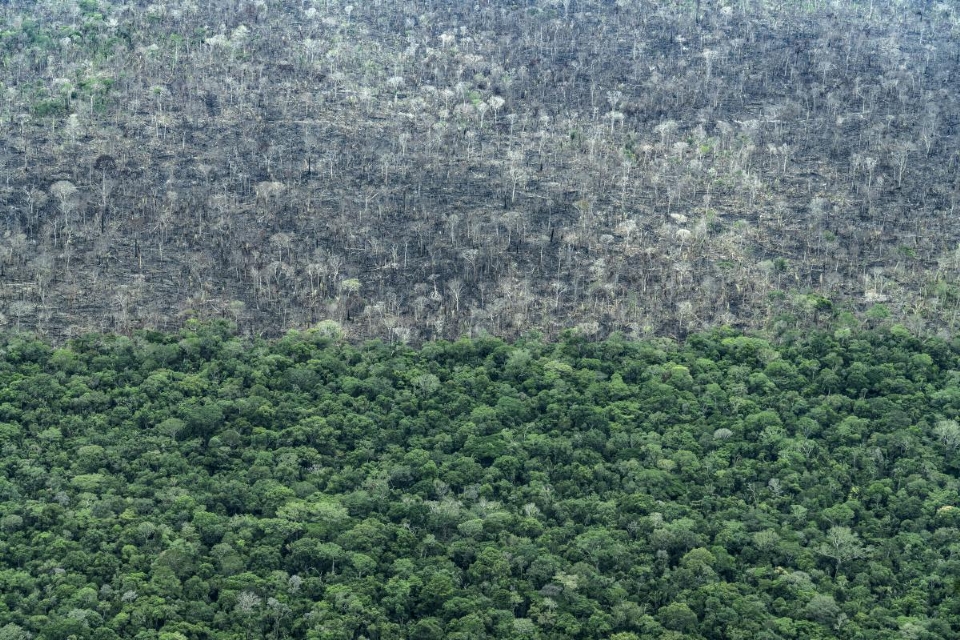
left=818, top=526, right=870, bottom=575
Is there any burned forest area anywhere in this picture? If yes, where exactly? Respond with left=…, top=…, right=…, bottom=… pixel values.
left=1, top=0, right=959, bottom=342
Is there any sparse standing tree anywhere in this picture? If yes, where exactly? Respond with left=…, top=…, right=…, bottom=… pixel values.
left=818, top=526, right=870, bottom=576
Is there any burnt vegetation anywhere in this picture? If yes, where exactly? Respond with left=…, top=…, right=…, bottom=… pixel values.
left=0, top=0, right=959, bottom=341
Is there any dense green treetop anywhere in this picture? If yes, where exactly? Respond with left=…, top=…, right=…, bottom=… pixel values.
left=1, top=322, right=960, bottom=639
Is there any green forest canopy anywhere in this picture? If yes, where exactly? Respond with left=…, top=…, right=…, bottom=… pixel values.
left=1, top=322, right=960, bottom=639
